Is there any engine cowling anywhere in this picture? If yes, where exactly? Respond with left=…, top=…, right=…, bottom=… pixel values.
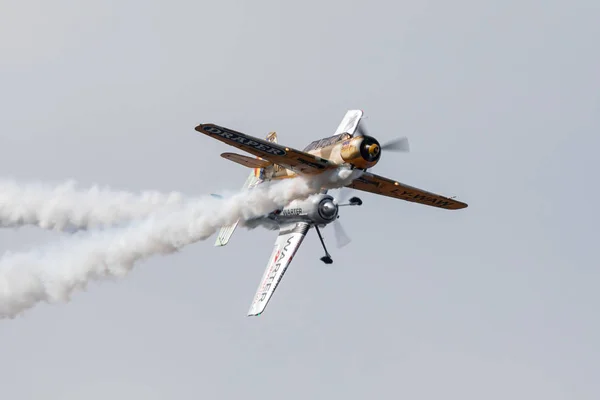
left=340, top=135, right=382, bottom=169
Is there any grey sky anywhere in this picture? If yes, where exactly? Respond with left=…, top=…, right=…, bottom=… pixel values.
left=1, top=0, right=599, bottom=398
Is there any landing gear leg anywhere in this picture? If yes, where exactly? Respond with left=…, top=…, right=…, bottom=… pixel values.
left=314, top=225, right=333, bottom=264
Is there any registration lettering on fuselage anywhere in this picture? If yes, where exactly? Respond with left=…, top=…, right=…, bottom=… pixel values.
left=281, top=208, right=302, bottom=216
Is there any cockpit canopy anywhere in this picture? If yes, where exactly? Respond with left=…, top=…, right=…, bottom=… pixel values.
left=303, top=133, right=352, bottom=152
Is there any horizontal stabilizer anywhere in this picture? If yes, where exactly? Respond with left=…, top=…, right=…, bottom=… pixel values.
left=221, top=152, right=273, bottom=169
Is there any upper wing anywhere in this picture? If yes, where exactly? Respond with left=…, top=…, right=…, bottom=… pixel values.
left=247, top=222, right=310, bottom=316
left=195, top=123, right=337, bottom=175
left=346, top=172, right=468, bottom=210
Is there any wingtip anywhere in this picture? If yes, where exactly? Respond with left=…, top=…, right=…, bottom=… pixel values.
left=247, top=303, right=264, bottom=317
left=247, top=309, right=261, bottom=317
left=194, top=123, right=213, bottom=132
left=447, top=203, right=468, bottom=210
left=456, top=200, right=469, bottom=210
left=446, top=196, right=468, bottom=210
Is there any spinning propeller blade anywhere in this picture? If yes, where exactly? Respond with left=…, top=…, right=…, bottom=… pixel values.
left=330, top=190, right=353, bottom=248
left=354, top=120, right=368, bottom=137
left=381, top=137, right=410, bottom=152
left=355, top=119, right=410, bottom=153
left=334, top=187, right=353, bottom=204
left=333, top=219, right=351, bottom=248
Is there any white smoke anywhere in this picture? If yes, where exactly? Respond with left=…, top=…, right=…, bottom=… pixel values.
left=0, top=168, right=362, bottom=319
left=0, top=179, right=192, bottom=232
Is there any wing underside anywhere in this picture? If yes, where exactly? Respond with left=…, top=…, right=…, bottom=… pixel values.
left=247, top=222, right=310, bottom=316
left=346, top=172, right=468, bottom=210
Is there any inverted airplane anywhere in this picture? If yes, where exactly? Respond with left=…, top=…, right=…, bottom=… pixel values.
left=195, top=110, right=467, bottom=316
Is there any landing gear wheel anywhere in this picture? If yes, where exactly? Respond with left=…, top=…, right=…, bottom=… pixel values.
left=320, top=256, right=333, bottom=264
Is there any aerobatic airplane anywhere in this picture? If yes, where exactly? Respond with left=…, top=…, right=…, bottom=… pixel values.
left=195, top=110, right=467, bottom=316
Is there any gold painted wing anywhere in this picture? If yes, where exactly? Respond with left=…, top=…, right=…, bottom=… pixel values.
left=346, top=172, right=468, bottom=210
left=196, top=123, right=337, bottom=175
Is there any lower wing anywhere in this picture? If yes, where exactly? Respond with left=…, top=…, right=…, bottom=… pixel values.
left=247, top=222, right=310, bottom=316
left=346, top=172, right=468, bottom=210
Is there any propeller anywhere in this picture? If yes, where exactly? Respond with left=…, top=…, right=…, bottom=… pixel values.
left=335, top=187, right=353, bottom=204
left=332, top=219, right=352, bottom=248
left=330, top=188, right=355, bottom=248
left=355, top=119, right=410, bottom=153
left=354, top=120, right=368, bottom=137
left=381, top=137, right=410, bottom=152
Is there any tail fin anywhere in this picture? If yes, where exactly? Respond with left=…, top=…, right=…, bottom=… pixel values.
left=214, top=132, right=277, bottom=247
left=264, top=131, right=278, bottom=143
left=335, top=110, right=363, bottom=136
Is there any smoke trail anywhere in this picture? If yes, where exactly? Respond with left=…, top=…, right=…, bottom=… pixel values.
left=0, top=179, right=193, bottom=232
left=0, top=168, right=362, bottom=318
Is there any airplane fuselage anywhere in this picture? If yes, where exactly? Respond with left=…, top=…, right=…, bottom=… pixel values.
left=244, top=193, right=338, bottom=230
left=260, top=133, right=382, bottom=181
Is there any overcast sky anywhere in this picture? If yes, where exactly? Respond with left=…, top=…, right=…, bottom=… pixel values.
left=1, top=1, right=599, bottom=399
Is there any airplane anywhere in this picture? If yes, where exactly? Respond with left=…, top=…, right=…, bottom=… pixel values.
left=195, top=110, right=467, bottom=316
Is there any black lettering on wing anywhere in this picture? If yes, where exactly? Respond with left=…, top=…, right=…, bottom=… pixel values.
left=204, top=126, right=222, bottom=134
left=266, top=147, right=286, bottom=156
left=205, top=126, right=287, bottom=156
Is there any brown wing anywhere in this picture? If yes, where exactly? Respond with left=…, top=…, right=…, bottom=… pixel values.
left=346, top=172, right=468, bottom=210
left=195, top=123, right=337, bottom=175
left=220, top=153, right=273, bottom=169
